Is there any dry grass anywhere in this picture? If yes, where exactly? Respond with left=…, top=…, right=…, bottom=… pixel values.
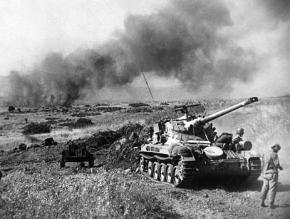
left=244, top=103, right=290, bottom=162
left=0, top=163, right=175, bottom=218
left=0, top=121, right=176, bottom=218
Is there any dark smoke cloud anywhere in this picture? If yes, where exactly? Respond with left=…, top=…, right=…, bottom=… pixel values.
left=259, top=0, right=290, bottom=74
left=261, top=0, right=290, bottom=21
left=8, top=0, right=256, bottom=106
left=259, top=0, right=290, bottom=50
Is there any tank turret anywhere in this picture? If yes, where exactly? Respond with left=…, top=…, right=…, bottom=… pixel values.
left=182, top=97, right=258, bottom=142
left=174, top=103, right=203, bottom=120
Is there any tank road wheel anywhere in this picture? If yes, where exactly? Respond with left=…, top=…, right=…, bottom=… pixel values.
left=148, top=161, right=154, bottom=177
left=140, top=157, right=146, bottom=173
left=89, top=159, right=94, bottom=167
left=173, top=166, right=183, bottom=188
left=166, top=164, right=174, bottom=183
left=160, top=163, right=167, bottom=182
left=153, top=162, right=161, bottom=180
left=60, top=158, right=65, bottom=168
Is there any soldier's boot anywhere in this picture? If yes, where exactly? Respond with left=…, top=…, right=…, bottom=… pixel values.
left=260, top=180, right=269, bottom=207
left=261, top=201, right=266, bottom=207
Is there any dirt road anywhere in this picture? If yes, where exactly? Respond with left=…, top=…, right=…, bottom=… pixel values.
left=127, top=164, right=290, bottom=218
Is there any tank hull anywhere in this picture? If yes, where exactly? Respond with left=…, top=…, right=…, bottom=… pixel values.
left=139, top=143, right=261, bottom=187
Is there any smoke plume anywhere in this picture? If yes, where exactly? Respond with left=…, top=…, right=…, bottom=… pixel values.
left=261, top=0, right=290, bottom=21
left=8, top=0, right=256, bottom=106
left=260, top=0, right=290, bottom=51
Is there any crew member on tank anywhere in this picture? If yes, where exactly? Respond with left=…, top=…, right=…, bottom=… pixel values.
left=231, top=128, right=244, bottom=151
left=261, top=144, right=283, bottom=209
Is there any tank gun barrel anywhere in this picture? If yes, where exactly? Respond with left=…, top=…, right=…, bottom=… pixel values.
left=200, top=97, right=258, bottom=124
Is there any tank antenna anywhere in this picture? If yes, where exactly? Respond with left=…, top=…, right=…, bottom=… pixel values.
left=141, top=71, right=154, bottom=100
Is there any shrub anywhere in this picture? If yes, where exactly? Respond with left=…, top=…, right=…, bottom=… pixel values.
left=126, top=107, right=152, bottom=113
left=18, top=143, right=27, bottom=151
left=8, top=106, right=15, bottom=112
left=129, top=103, right=150, bottom=108
left=22, top=122, right=51, bottom=134
left=74, top=118, right=93, bottom=128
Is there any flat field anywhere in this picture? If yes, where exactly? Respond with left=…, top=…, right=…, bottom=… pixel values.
left=0, top=97, right=290, bottom=218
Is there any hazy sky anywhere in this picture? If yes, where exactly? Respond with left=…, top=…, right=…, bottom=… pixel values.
left=0, top=0, right=289, bottom=97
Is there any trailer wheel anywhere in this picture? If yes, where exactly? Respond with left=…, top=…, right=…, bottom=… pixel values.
left=89, top=159, right=94, bottom=167
left=60, top=158, right=65, bottom=168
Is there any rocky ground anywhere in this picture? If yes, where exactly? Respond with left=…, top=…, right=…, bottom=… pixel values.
left=0, top=97, right=290, bottom=218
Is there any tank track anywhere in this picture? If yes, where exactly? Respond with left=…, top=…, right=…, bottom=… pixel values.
left=140, top=156, right=262, bottom=187
left=244, top=158, right=262, bottom=183
left=140, top=156, right=196, bottom=187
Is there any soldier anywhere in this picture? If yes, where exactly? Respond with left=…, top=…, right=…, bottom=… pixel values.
left=231, top=128, right=244, bottom=151
left=233, top=128, right=244, bottom=143
left=261, top=144, right=283, bottom=209
left=152, top=132, right=160, bottom=144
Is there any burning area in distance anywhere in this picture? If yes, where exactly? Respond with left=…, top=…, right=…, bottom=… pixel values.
left=7, top=0, right=256, bottom=106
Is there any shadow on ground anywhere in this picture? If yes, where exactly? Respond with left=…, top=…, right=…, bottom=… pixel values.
left=276, top=204, right=290, bottom=208
left=181, top=177, right=264, bottom=192
left=277, top=183, right=290, bottom=192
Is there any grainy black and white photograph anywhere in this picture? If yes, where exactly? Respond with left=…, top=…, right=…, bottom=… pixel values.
left=0, top=0, right=289, bottom=218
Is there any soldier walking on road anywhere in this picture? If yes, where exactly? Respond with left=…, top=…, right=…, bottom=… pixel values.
left=261, top=144, right=283, bottom=209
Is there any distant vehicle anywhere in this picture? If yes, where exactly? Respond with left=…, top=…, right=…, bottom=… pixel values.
left=139, top=97, right=261, bottom=187
left=60, top=141, right=94, bottom=168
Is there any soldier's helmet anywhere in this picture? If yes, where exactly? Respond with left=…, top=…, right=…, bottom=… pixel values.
left=236, top=128, right=244, bottom=135
left=271, top=144, right=281, bottom=150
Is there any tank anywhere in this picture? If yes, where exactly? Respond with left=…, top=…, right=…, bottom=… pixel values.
left=60, top=140, right=94, bottom=168
left=139, top=97, right=262, bottom=187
